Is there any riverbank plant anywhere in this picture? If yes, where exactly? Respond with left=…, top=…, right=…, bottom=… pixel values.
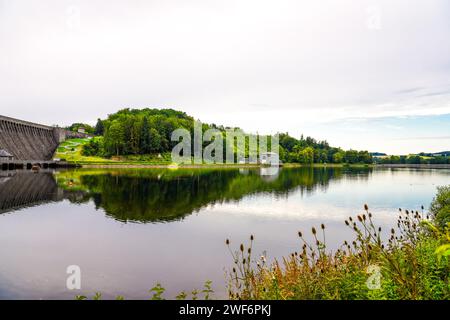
left=74, top=186, right=449, bottom=300
left=226, top=187, right=450, bottom=300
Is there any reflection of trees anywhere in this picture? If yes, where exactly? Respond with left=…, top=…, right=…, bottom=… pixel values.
left=63, top=167, right=371, bottom=223
left=0, top=167, right=372, bottom=221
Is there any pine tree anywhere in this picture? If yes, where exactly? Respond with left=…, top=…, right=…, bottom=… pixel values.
left=94, top=118, right=104, bottom=135
left=140, top=117, right=151, bottom=154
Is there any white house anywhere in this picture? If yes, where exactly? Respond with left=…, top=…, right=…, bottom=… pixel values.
left=260, top=152, right=280, bottom=166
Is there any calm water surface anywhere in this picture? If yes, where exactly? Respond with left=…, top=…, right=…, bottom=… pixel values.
left=0, top=167, right=448, bottom=299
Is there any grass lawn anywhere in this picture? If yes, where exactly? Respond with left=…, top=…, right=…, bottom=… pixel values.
left=53, top=138, right=118, bottom=164
left=54, top=139, right=374, bottom=168
left=53, top=138, right=173, bottom=165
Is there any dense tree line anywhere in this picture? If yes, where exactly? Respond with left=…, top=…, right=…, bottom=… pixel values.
left=376, top=155, right=450, bottom=164
left=278, top=133, right=372, bottom=164
left=83, top=108, right=195, bottom=157
left=81, top=108, right=373, bottom=164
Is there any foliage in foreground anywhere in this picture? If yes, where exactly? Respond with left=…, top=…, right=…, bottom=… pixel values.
left=431, top=185, right=450, bottom=229
left=75, top=281, right=214, bottom=300
left=226, top=190, right=450, bottom=299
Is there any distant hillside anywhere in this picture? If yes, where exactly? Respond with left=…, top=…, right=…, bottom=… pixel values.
left=81, top=107, right=373, bottom=164
left=418, top=151, right=450, bottom=157
left=432, top=151, right=450, bottom=156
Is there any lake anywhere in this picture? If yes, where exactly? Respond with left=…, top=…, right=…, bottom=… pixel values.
left=0, top=167, right=448, bottom=299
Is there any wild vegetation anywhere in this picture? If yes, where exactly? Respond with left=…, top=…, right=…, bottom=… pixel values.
left=75, top=281, right=215, bottom=301
left=226, top=186, right=450, bottom=300
left=74, top=108, right=373, bottom=165
left=76, top=186, right=450, bottom=300
left=277, top=133, right=372, bottom=164
left=72, top=184, right=449, bottom=300
left=54, top=137, right=172, bottom=165
left=65, top=123, right=95, bottom=135
left=376, top=154, right=450, bottom=165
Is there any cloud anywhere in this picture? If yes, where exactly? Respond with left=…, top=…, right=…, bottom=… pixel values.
left=0, top=0, right=449, bottom=153
left=395, top=136, right=450, bottom=141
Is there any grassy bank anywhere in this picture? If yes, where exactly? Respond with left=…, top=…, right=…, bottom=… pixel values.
left=226, top=186, right=450, bottom=300
left=55, top=139, right=375, bottom=168
left=54, top=138, right=173, bottom=165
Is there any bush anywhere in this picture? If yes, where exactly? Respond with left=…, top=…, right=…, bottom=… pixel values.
left=226, top=201, right=450, bottom=300
left=430, top=186, right=450, bottom=229
left=81, top=137, right=104, bottom=157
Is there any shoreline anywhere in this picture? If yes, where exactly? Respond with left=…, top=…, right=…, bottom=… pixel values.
left=76, top=163, right=371, bottom=169
left=78, top=163, right=450, bottom=169
left=375, top=164, right=450, bottom=169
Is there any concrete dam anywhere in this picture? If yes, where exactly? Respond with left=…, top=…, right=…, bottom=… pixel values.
left=0, top=115, right=88, bottom=169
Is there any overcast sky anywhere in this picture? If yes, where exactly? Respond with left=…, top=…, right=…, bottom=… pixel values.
left=1, top=0, right=449, bottom=154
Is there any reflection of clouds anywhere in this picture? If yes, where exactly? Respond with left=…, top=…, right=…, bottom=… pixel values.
left=204, top=200, right=398, bottom=223
left=259, top=166, right=279, bottom=181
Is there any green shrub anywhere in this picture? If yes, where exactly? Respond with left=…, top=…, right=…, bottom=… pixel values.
left=430, top=186, right=450, bottom=229
left=227, top=201, right=450, bottom=300
left=81, top=137, right=105, bottom=157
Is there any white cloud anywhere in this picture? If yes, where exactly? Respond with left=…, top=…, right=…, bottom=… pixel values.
left=0, top=0, right=449, bottom=151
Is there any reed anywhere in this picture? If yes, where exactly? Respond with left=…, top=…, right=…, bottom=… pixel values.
left=226, top=198, right=450, bottom=300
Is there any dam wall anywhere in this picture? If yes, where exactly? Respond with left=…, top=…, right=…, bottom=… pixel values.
left=0, top=115, right=89, bottom=161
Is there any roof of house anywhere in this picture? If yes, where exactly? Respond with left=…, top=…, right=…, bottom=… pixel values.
left=261, top=152, right=279, bottom=155
left=0, top=149, right=13, bottom=157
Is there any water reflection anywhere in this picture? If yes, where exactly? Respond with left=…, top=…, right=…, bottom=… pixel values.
left=0, top=171, right=59, bottom=214
left=0, top=167, right=371, bottom=222
left=0, top=167, right=447, bottom=299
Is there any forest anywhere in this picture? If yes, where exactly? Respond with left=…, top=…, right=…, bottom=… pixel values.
left=78, top=108, right=373, bottom=164
left=375, top=154, right=450, bottom=165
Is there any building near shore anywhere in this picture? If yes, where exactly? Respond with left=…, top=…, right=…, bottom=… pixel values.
left=260, top=152, right=280, bottom=166
left=0, top=149, right=14, bottom=161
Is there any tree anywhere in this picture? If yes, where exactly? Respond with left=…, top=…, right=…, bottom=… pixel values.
left=333, top=150, right=345, bottom=163
left=406, top=155, right=422, bottom=164
left=94, top=119, right=104, bottom=136
left=344, top=150, right=359, bottom=164
left=314, top=149, right=328, bottom=163
left=299, top=147, right=314, bottom=164
left=82, top=137, right=104, bottom=156
left=140, top=117, right=151, bottom=154
left=148, top=128, right=162, bottom=153
left=105, top=120, right=125, bottom=156
left=67, top=123, right=94, bottom=134
left=430, top=186, right=450, bottom=229
left=94, top=107, right=374, bottom=163
left=358, top=151, right=373, bottom=164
